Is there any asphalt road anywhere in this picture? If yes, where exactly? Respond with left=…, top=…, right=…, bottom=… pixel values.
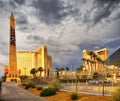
left=0, top=82, right=46, bottom=101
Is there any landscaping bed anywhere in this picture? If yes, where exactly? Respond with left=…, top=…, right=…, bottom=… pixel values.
left=19, top=84, right=112, bottom=101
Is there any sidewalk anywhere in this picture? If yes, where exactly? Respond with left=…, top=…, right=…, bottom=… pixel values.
left=0, top=82, right=46, bottom=101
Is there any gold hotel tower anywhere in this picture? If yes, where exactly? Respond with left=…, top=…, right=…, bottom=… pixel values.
left=17, top=45, right=52, bottom=77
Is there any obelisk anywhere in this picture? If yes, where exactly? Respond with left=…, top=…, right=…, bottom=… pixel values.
left=9, top=12, right=17, bottom=76
left=6, top=13, right=20, bottom=82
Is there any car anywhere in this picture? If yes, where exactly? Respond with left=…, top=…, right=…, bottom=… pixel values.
left=98, top=79, right=111, bottom=84
left=88, top=80, right=99, bottom=84
left=88, top=79, right=111, bottom=85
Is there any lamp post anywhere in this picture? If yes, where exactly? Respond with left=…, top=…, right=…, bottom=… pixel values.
left=75, top=72, right=78, bottom=93
left=71, top=65, right=74, bottom=83
left=71, top=65, right=73, bottom=71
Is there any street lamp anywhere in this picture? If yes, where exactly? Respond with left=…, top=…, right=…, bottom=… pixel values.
left=70, top=65, right=74, bottom=82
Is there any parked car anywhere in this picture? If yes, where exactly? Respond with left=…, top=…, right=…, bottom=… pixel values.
left=88, top=79, right=99, bottom=84
left=88, top=79, right=111, bottom=84
left=98, top=79, right=111, bottom=84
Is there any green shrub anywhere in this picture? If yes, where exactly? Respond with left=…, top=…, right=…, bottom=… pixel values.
left=112, top=88, right=120, bottom=101
left=70, top=93, right=78, bottom=100
left=25, top=85, right=30, bottom=89
left=40, top=88, right=56, bottom=96
left=25, top=82, right=35, bottom=89
left=21, top=83, right=27, bottom=86
left=37, top=86, right=43, bottom=90
left=49, top=81, right=62, bottom=91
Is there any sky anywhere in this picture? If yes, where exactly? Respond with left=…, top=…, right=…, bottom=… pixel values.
left=0, top=0, right=120, bottom=76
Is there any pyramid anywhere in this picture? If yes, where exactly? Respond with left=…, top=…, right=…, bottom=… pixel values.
left=106, top=48, right=120, bottom=66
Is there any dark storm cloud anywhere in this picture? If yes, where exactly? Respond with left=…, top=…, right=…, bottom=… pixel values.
left=8, top=1, right=18, bottom=8
left=16, top=14, right=28, bottom=25
left=9, top=0, right=25, bottom=8
left=32, top=0, right=68, bottom=24
left=93, top=0, right=120, bottom=24
left=14, top=0, right=25, bottom=5
left=0, top=1, right=5, bottom=8
left=15, top=12, right=30, bottom=32
left=66, top=0, right=120, bottom=27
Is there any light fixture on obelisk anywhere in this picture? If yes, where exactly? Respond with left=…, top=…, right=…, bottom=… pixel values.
left=6, top=13, right=20, bottom=82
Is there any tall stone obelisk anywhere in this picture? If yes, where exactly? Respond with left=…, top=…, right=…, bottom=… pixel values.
left=6, top=13, right=20, bottom=82
left=9, top=12, right=17, bottom=76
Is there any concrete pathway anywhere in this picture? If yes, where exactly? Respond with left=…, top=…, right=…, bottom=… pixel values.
left=0, top=82, right=46, bottom=101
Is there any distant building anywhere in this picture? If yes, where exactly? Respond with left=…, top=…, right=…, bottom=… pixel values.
left=106, top=48, right=120, bottom=66
left=82, top=48, right=109, bottom=74
left=17, top=45, right=52, bottom=77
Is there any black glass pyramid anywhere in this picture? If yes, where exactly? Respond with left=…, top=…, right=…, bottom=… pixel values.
left=106, top=48, right=120, bottom=67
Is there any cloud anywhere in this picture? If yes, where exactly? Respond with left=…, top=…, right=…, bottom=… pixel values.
left=92, top=0, right=120, bottom=25
left=16, top=14, right=28, bottom=26
left=14, top=0, right=25, bottom=5
left=0, top=0, right=120, bottom=75
left=31, top=0, right=68, bottom=24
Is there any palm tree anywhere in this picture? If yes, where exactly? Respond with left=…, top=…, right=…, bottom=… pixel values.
left=30, top=68, right=37, bottom=78
left=66, top=67, right=69, bottom=71
left=76, top=66, right=84, bottom=80
left=96, top=56, right=102, bottom=71
left=93, top=54, right=97, bottom=71
left=81, top=58, right=86, bottom=66
left=38, top=67, right=44, bottom=77
left=65, top=67, right=69, bottom=82
left=81, top=58, right=88, bottom=74
left=90, top=60, right=94, bottom=74
left=86, top=59, right=90, bottom=73
left=76, top=66, right=84, bottom=73
left=55, top=67, right=60, bottom=79
left=92, top=61, right=96, bottom=72
left=59, top=68, right=64, bottom=71
left=88, top=51, right=94, bottom=60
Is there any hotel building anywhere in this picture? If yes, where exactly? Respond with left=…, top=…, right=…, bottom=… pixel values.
left=17, top=45, right=52, bottom=77
left=82, top=48, right=109, bottom=74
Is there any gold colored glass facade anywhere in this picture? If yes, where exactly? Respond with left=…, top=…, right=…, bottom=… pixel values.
left=17, top=45, right=52, bottom=77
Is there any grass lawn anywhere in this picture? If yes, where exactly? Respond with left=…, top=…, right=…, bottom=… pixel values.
left=19, top=85, right=112, bottom=101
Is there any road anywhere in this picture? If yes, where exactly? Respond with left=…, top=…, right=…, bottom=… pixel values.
left=0, top=82, right=46, bottom=101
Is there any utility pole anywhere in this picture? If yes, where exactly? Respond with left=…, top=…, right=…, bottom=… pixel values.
left=102, top=73, right=105, bottom=96
left=76, top=72, right=78, bottom=93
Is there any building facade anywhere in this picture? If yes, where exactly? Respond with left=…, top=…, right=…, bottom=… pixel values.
left=82, top=48, right=109, bottom=74
left=17, top=45, right=52, bottom=77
